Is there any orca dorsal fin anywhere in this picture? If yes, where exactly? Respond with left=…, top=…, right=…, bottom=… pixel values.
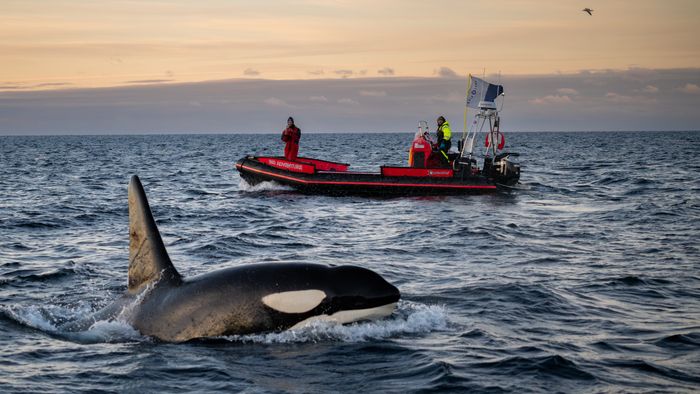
left=127, top=175, right=181, bottom=293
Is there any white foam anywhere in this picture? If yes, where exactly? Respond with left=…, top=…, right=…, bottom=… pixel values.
left=6, top=304, right=61, bottom=332
left=66, top=320, right=143, bottom=344
left=222, top=301, right=449, bottom=344
left=4, top=291, right=151, bottom=344
left=67, top=284, right=156, bottom=343
left=239, top=179, right=292, bottom=192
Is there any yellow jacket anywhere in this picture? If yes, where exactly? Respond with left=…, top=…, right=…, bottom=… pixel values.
left=438, top=121, right=452, bottom=141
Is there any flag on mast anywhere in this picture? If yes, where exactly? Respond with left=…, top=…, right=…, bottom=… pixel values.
left=466, top=75, right=504, bottom=109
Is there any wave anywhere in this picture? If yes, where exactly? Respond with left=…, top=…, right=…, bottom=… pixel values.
left=604, top=359, right=700, bottom=385
left=0, top=261, right=97, bottom=289
left=184, top=188, right=220, bottom=196
left=471, top=354, right=595, bottom=381
left=460, top=282, right=580, bottom=318
left=606, top=276, right=672, bottom=287
left=1, top=219, right=70, bottom=230
left=651, top=332, right=700, bottom=349
left=2, top=267, right=79, bottom=284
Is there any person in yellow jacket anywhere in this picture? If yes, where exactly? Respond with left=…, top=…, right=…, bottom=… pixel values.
left=435, top=116, right=452, bottom=164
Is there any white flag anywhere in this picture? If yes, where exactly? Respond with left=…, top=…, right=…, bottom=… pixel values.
left=466, top=75, right=504, bottom=109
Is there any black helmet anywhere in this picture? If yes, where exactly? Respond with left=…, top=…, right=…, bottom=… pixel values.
left=437, top=116, right=446, bottom=123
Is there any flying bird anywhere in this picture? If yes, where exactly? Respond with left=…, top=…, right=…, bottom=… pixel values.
left=583, top=8, right=593, bottom=15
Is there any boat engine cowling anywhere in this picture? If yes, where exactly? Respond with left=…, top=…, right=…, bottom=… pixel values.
left=409, top=135, right=432, bottom=168
left=492, top=153, right=520, bottom=186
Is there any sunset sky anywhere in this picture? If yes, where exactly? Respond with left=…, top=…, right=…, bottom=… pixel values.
left=1, top=0, right=699, bottom=133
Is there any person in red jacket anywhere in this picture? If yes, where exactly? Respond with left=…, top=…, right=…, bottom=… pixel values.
left=281, top=117, right=301, bottom=161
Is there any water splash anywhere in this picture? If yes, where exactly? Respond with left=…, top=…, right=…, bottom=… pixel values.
left=63, top=320, right=144, bottom=344
left=223, top=301, right=448, bottom=344
left=239, top=179, right=292, bottom=192
left=3, top=291, right=149, bottom=344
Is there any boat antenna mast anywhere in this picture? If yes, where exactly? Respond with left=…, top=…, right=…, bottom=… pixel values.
left=458, top=74, right=505, bottom=162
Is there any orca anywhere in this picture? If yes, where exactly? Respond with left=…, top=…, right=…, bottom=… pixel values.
left=61, top=175, right=400, bottom=342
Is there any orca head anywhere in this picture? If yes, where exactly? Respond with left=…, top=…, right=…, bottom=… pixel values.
left=325, top=265, right=400, bottom=312
left=260, top=265, right=400, bottom=317
left=270, top=266, right=401, bottom=329
left=271, top=265, right=401, bottom=330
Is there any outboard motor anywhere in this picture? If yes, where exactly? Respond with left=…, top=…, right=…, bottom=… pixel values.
left=492, top=153, right=521, bottom=186
left=482, top=156, right=493, bottom=177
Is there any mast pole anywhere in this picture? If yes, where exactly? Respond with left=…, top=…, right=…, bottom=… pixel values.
left=460, top=74, right=472, bottom=159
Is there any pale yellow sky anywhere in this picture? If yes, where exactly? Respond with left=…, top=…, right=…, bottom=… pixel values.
left=2, top=0, right=699, bottom=90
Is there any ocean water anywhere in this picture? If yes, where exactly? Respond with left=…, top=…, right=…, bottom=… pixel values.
left=1, top=131, right=699, bottom=393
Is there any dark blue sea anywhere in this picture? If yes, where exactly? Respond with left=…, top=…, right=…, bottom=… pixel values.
left=1, top=132, right=699, bottom=393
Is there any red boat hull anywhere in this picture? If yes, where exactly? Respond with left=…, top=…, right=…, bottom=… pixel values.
left=235, top=156, right=509, bottom=196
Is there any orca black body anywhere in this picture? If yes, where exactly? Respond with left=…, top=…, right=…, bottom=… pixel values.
left=62, top=176, right=400, bottom=342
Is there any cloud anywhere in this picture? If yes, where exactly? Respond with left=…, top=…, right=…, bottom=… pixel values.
left=0, top=85, right=26, bottom=90
left=1, top=82, right=74, bottom=90
left=377, top=67, right=395, bottom=76
left=604, top=92, right=656, bottom=105
left=425, top=92, right=464, bottom=104
left=359, top=90, right=386, bottom=97
left=264, top=97, right=290, bottom=106
left=334, top=70, right=353, bottom=78
left=337, top=98, right=359, bottom=105
left=529, top=95, right=573, bottom=105
left=642, top=85, right=659, bottom=93
left=2, top=67, right=699, bottom=134
left=244, top=68, right=260, bottom=76
left=125, top=79, right=174, bottom=84
left=35, top=82, right=72, bottom=87
left=676, top=83, right=700, bottom=94
left=435, top=67, right=458, bottom=78
left=557, top=88, right=579, bottom=95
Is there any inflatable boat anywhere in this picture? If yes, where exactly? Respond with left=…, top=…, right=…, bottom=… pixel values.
left=236, top=151, right=519, bottom=196
left=236, top=75, right=520, bottom=196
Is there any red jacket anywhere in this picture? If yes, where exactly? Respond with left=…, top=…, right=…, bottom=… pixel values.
left=281, top=126, right=301, bottom=144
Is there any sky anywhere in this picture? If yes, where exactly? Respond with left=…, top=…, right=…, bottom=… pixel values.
left=1, top=0, right=700, bottom=134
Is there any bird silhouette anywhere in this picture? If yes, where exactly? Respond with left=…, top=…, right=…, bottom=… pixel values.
left=583, top=8, right=593, bottom=15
